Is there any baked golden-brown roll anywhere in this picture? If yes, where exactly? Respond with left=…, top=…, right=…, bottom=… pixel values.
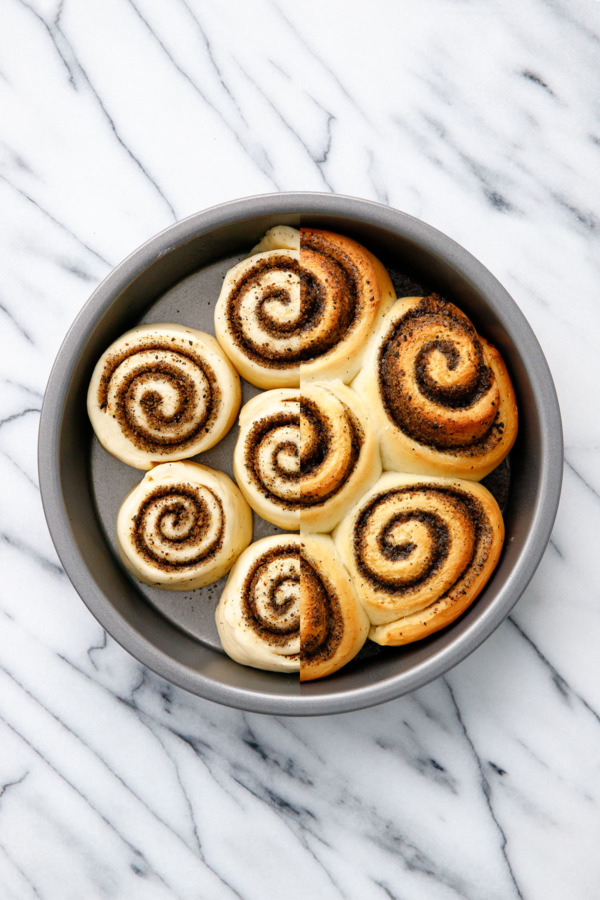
left=233, top=382, right=381, bottom=533
left=300, top=534, right=369, bottom=681
left=116, top=462, right=252, bottom=590
left=214, top=228, right=302, bottom=389
left=352, top=295, right=518, bottom=480
left=214, top=228, right=395, bottom=389
left=299, top=228, right=396, bottom=383
left=334, top=472, right=504, bottom=646
left=88, top=323, right=241, bottom=470
left=215, top=534, right=301, bottom=673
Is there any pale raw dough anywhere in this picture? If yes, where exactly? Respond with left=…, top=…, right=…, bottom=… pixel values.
left=116, top=461, right=252, bottom=590
left=215, top=534, right=301, bottom=673
left=233, top=389, right=301, bottom=531
left=88, top=323, right=240, bottom=470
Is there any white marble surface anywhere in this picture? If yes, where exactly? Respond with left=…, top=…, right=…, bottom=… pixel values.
left=1, top=0, right=600, bottom=897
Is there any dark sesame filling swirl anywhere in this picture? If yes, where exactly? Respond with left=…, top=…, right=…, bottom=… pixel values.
left=243, top=392, right=364, bottom=510
left=242, top=545, right=300, bottom=653
left=245, top=399, right=300, bottom=509
left=224, top=235, right=365, bottom=370
left=299, top=396, right=363, bottom=506
left=378, top=295, right=504, bottom=454
left=131, top=485, right=224, bottom=573
left=97, top=338, right=220, bottom=454
left=352, top=486, right=490, bottom=613
left=300, top=554, right=343, bottom=664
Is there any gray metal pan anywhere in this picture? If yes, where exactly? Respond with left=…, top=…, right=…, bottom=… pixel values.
left=38, top=193, right=563, bottom=715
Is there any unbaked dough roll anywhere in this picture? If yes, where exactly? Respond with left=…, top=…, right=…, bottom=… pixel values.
left=88, top=323, right=241, bottom=469
left=300, top=534, right=369, bottom=681
left=299, top=228, right=396, bottom=383
left=214, top=228, right=302, bottom=389
left=215, top=534, right=301, bottom=674
left=352, top=295, right=518, bottom=480
left=334, top=472, right=504, bottom=646
left=116, top=462, right=252, bottom=590
left=233, top=383, right=381, bottom=532
left=233, top=389, right=301, bottom=530
left=250, top=225, right=300, bottom=254
left=214, top=228, right=395, bottom=388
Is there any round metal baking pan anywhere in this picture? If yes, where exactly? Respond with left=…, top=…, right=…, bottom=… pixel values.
left=38, top=193, right=563, bottom=715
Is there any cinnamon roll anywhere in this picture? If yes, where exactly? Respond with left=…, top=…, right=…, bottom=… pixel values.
left=116, top=462, right=252, bottom=590
left=214, top=228, right=302, bottom=389
left=299, top=382, right=381, bottom=532
left=298, top=229, right=396, bottom=383
left=88, top=323, right=241, bottom=469
left=233, top=382, right=381, bottom=532
left=352, top=295, right=518, bottom=480
left=233, top=389, right=301, bottom=530
left=300, top=534, right=369, bottom=681
left=215, top=534, right=301, bottom=673
left=215, top=533, right=369, bottom=678
left=334, top=472, right=505, bottom=646
left=214, top=228, right=395, bottom=388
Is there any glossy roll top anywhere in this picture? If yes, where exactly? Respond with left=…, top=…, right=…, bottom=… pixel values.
left=299, top=382, right=381, bottom=532
left=116, top=462, right=252, bottom=590
left=88, top=323, right=241, bottom=469
left=352, top=295, right=518, bottom=480
left=233, top=382, right=381, bottom=532
left=334, top=472, right=505, bottom=646
left=298, top=229, right=396, bottom=382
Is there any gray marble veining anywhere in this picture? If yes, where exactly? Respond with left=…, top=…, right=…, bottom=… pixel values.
left=1, top=0, right=600, bottom=897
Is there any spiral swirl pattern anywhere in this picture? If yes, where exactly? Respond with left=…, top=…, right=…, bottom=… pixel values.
left=234, top=384, right=380, bottom=532
left=117, top=462, right=252, bottom=590
left=300, top=535, right=369, bottom=681
left=335, top=473, right=504, bottom=646
left=88, top=324, right=240, bottom=469
left=224, top=254, right=303, bottom=362
left=215, top=535, right=301, bottom=673
left=235, top=391, right=300, bottom=529
left=379, top=295, right=499, bottom=448
left=130, top=484, right=224, bottom=573
left=353, top=295, right=518, bottom=480
left=299, top=229, right=396, bottom=382
left=214, top=228, right=395, bottom=388
left=242, top=544, right=300, bottom=656
left=215, top=534, right=368, bottom=678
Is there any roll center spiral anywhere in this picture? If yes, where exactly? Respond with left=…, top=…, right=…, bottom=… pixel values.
left=132, top=485, right=225, bottom=571
left=100, top=342, right=219, bottom=453
left=243, top=547, right=300, bottom=646
left=378, top=296, right=500, bottom=449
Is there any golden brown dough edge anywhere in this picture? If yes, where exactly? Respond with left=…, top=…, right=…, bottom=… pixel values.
left=299, top=229, right=396, bottom=383
left=368, top=481, right=505, bottom=646
left=299, top=534, right=370, bottom=681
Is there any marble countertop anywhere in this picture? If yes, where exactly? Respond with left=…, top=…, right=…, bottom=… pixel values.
left=2, top=1, right=599, bottom=897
